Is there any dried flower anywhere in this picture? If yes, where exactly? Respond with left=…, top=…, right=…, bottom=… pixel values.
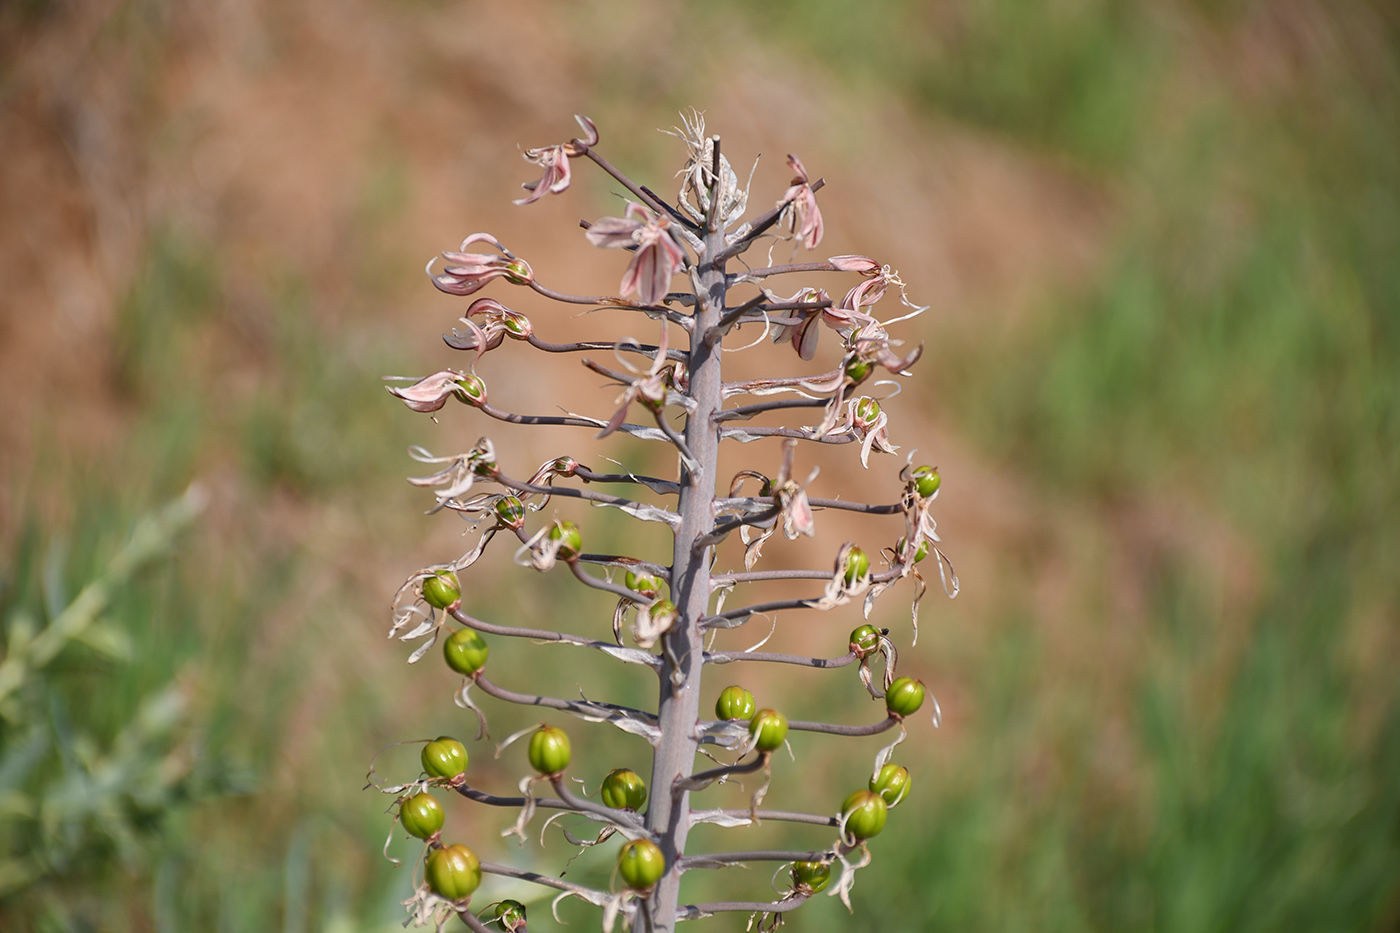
left=386, top=370, right=473, bottom=413
left=585, top=204, right=688, bottom=305
left=515, top=115, right=599, bottom=205
left=780, top=154, right=823, bottom=250
left=443, top=297, right=533, bottom=356
left=428, top=233, right=532, bottom=297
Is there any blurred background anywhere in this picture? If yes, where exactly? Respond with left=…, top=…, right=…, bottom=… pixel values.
left=2, top=0, right=1398, bottom=930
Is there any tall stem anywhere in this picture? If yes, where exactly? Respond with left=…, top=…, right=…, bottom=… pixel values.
left=647, top=180, right=728, bottom=931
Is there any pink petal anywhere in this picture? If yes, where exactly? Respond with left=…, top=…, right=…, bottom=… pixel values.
left=585, top=216, right=644, bottom=249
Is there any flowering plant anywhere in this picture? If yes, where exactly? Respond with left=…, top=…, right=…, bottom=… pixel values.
left=375, top=113, right=957, bottom=932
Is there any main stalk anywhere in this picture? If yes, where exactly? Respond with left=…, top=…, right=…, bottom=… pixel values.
left=646, top=195, right=729, bottom=930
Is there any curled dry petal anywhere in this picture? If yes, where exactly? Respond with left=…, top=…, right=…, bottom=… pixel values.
left=516, top=144, right=572, bottom=205
left=828, top=255, right=881, bottom=274
left=781, top=154, right=823, bottom=250
left=385, top=370, right=468, bottom=412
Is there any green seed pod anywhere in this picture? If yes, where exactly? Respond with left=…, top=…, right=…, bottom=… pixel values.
left=422, top=736, right=468, bottom=780
left=527, top=725, right=571, bottom=775
left=791, top=860, right=831, bottom=893
left=617, top=838, right=666, bottom=890
left=896, top=535, right=929, bottom=563
left=399, top=792, right=444, bottom=839
left=488, top=899, right=527, bottom=931
left=912, top=465, right=941, bottom=499
left=844, top=546, right=870, bottom=585
left=845, top=357, right=872, bottom=383
left=504, top=260, right=532, bottom=285
left=749, top=709, right=789, bottom=753
left=869, top=763, right=912, bottom=806
left=443, top=627, right=489, bottom=676
left=842, top=789, right=889, bottom=840
left=495, top=496, right=525, bottom=526
left=885, top=676, right=926, bottom=718
left=855, top=396, right=880, bottom=422
left=548, top=521, right=581, bottom=559
left=600, top=768, right=648, bottom=811
left=624, top=570, right=663, bottom=597
left=849, top=624, right=882, bottom=658
left=453, top=374, right=487, bottom=406
left=421, top=570, right=461, bottom=610
left=715, top=685, right=757, bottom=722
left=426, top=843, right=481, bottom=900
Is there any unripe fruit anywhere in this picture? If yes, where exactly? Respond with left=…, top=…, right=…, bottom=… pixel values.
left=624, top=570, right=663, bottom=596
left=791, top=860, right=831, bottom=893
left=548, top=521, right=581, bottom=559
left=843, top=546, right=870, bottom=585
left=715, top=685, right=757, bottom=721
left=869, top=763, right=911, bottom=806
left=504, top=260, right=532, bottom=285
left=422, top=737, right=468, bottom=780
left=600, top=768, right=648, bottom=811
left=885, top=677, right=926, bottom=718
left=443, top=628, right=489, bottom=675
left=749, top=709, right=788, bottom=752
left=849, top=624, right=882, bottom=658
left=527, top=725, right=571, bottom=775
left=841, top=789, right=889, bottom=840
left=855, top=396, right=880, bottom=422
left=912, top=465, right=941, bottom=499
left=490, top=900, right=526, bottom=930
left=647, top=599, right=678, bottom=623
left=400, top=792, right=444, bottom=839
left=896, top=535, right=930, bottom=563
left=421, top=571, right=461, bottom=610
left=845, top=357, right=872, bottom=382
left=453, top=374, right=487, bottom=406
left=617, top=838, right=665, bottom=890
left=495, top=496, right=525, bottom=526
left=426, top=843, right=481, bottom=900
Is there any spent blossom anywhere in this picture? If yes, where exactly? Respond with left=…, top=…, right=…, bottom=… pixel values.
left=515, top=114, right=600, bottom=205
left=585, top=204, right=689, bottom=305
left=780, top=154, right=823, bottom=250
left=428, top=233, right=532, bottom=297
left=386, top=370, right=474, bottom=413
left=443, top=297, right=533, bottom=355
